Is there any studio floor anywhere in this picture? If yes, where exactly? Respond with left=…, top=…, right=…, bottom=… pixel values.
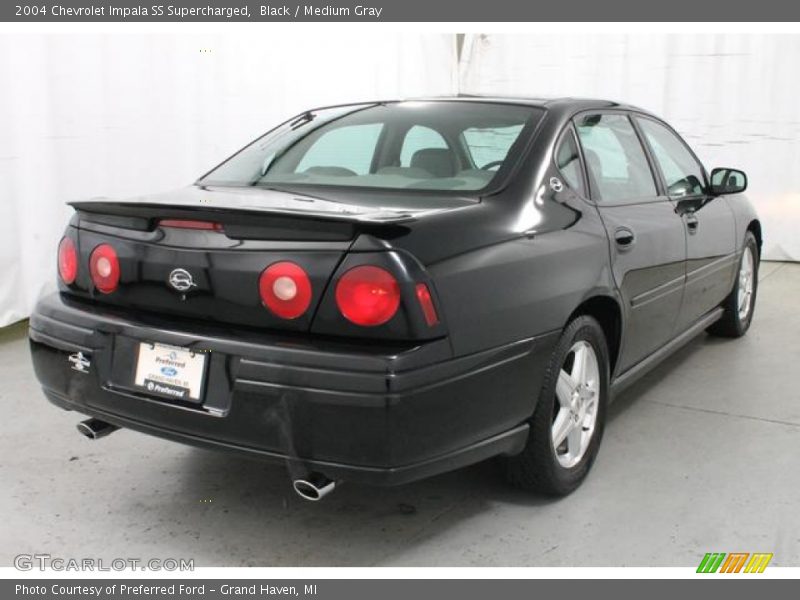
left=1, top=262, right=798, bottom=568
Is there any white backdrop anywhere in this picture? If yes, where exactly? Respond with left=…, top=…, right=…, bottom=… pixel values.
left=0, top=32, right=456, bottom=326
left=460, top=33, right=800, bottom=262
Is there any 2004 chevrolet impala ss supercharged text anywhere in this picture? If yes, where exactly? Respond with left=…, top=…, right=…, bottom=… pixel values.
left=29, top=97, right=760, bottom=500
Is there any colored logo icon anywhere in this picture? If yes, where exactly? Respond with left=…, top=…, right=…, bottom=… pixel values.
left=697, top=552, right=773, bottom=573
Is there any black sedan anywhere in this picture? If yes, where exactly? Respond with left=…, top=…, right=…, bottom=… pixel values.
left=29, top=97, right=760, bottom=499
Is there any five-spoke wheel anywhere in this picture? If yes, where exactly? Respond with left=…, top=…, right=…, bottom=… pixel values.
left=505, top=315, right=609, bottom=496
left=552, top=341, right=600, bottom=469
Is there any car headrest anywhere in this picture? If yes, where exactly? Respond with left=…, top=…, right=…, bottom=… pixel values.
left=410, top=148, right=456, bottom=178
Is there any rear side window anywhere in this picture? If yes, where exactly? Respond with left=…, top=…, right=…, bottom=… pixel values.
left=296, top=123, right=383, bottom=175
left=575, top=114, right=657, bottom=203
left=637, top=118, right=706, bottom=197
left=555, top=130, right=586, bottom=197
left=462, top=124, right=524, bottom=169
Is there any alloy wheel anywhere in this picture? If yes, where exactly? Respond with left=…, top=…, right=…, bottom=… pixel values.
left=737, top=246, right=755, bottom=321
left=552, top=340, right=600, bottom=468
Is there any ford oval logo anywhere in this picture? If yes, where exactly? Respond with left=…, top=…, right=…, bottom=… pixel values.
left=161, top=366, right=178, bottom=377
left=168, top=268, right=197, bottom=293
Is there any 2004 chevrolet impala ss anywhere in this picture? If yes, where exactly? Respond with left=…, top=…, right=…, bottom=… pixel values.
left=29, top=97, right=760, bottom=500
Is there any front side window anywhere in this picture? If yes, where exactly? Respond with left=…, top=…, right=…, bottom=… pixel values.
left=575, top=113, right=657, bottom=203
left=200, top=102, right=543, bottom=192
left=637, top=118, right=706, bottom=197
left=555, top=129, right=586, bottom=196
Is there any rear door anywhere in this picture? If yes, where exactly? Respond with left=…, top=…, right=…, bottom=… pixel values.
left=575, top=112, right=687, bottom=373
left=634, top=116, right=737, bottom=332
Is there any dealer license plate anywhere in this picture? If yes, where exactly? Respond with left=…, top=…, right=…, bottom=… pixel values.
left=134, top=342, right=207, bottom=402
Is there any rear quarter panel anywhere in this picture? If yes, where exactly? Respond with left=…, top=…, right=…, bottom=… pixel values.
left=429, top=203, right=614, bottom=357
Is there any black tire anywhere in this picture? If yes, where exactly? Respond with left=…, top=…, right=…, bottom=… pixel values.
left=707, top=232, right=759, bottom=338
left=504, top=315, right=609, bottom=496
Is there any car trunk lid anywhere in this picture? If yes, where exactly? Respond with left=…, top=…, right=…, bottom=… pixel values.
left=65, top=185, right=476, bottom=333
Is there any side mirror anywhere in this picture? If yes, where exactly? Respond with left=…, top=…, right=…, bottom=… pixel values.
left=710, top=167, right=747, bottom=195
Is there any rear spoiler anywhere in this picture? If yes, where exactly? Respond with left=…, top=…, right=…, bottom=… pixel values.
left=68, top=200, right=427, bottom=242
left=69, top=200, right=424, bottom=225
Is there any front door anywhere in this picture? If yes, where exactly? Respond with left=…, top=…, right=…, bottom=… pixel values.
left=635, top=116, right=738, bottom=332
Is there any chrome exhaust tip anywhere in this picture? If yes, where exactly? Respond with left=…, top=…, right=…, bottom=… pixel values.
left=76, top=418, right=119, bottom=440
left=292, top=473, right=336, bottom=501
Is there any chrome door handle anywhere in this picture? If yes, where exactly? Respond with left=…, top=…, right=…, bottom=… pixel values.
left=614, top=227, right=635, bottom=248
left=685, top=213, right=699, bottom=234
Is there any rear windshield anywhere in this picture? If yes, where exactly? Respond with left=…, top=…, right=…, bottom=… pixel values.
left=199, top=101, right=543, bottom=192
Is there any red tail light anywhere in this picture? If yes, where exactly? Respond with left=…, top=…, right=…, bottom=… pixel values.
left=335, top=265, right=400, bottom=327
left=57, top=237, right=78, bottom=285
left=415, top=283, right=439, bottom=326
left=259, top=261, right=312, bottom=319
left=89, top=244, right=120, bottom=294
left=159, top=219, right=223, bottom=231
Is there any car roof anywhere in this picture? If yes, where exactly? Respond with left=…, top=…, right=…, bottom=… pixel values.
left=411, top=94, right=651, bottom=113
left=309, top=94, right=657, bottom=120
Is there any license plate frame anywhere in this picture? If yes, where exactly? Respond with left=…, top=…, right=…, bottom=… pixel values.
left=133, top=342, right=208, bottom=403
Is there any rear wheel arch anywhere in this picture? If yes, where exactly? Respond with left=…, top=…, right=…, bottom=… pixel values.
left=567, top=295, right=622, bottom=376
